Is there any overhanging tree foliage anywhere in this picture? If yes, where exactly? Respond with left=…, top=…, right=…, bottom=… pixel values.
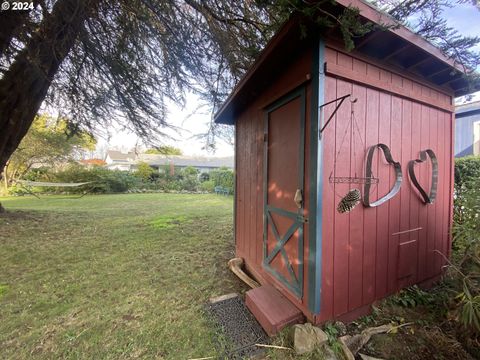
left=145, top=146, right=183, bottom=155
left=0, top=0, right=479, bottom=178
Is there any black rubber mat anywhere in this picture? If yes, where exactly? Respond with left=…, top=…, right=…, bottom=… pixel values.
left=206, top=295, right=269, bottom=359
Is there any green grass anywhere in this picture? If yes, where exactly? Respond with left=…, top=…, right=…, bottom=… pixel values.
left=0, top=193, right=246, bottom=359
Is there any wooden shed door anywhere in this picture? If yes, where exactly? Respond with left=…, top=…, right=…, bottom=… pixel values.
left=263, top=87, right=306, bottom=299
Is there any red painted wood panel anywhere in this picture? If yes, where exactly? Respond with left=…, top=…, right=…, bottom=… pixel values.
left=320, top=47, right=453, bottom=322
left=417, top=104, right=430, bottom=281
left=234, top=44, right=453, bottom=324
left=387, top=95, right=402, bottom=295
left=434, top=111, right=443, bottom=274
left=375, top=91, right=391, bottom=300
left=333, top=78, right=353, bottom=317
left=362, top=86, right=379, bottom=305
left=266, top=96, right=302, bottom=283
left=348, top=81, right=366, bottom=311
left=426, top=108, right=437, bottom=279
left=245, top=109, right=252, bottom=263
left=234, top=46, right=315, bottom=320
left=236, top=113, right=245, bottom=257
left=410, top=101, right=422, bottom=285
left=256, top=109, right=264, bottom=266
left=398, top=98, right=414, bottom=289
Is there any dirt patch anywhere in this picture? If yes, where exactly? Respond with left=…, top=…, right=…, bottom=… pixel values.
left=361, top=326, right=474, bottom=360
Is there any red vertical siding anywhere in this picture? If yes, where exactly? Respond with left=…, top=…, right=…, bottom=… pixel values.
left=234, top=47, right=315, bottom=319
left=349, top=80, right=366, bottom=311
left=410, top=101, right=422, bottom=285
left=426, top=107, right=437, bottom=279
left=332, top=78, right=353, bottom=317
left=255, top=109, right=264, bottom=266
left=236, top=112, right=245, bottom=258
left=375, top=90, right=391, bottom=300
left=362, top=84, right=379, bottom=305
left=398, top=98, right=413, bottom=289
left=319, top=46, right=454, bottom=322
left=234, top=42, right=453, bottom=324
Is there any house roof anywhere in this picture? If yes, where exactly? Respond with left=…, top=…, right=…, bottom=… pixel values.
left=138, top=154, right=234, bottom=168
left=106, top=150, right=136, bottom=162
left=215, top=0, right=479, bottom=125
left=79, top=159, right=106, bottom=166
left=456, top=100, right=480, bottom=117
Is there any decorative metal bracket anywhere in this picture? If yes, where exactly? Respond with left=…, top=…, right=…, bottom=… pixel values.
left=319, top=94, right=356, bottom=139
left=363, top=143, right=403, bottom=207
left=408, top=149, right=438, bottom=204
left=329, top=175, right=379, bottom=184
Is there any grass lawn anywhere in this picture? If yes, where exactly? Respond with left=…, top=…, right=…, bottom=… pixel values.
left=0, top=193, right=247, bottom=359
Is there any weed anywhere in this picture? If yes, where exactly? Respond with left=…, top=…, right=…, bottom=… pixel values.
left=0, top=284, right=8, bottom=299
left=456, top=279, right=480, bottom=333
left=388, top=285, right=435, bottom=308
left=323, top=322, right=344, bottom=357
left=149, top=214, right=187, bottom=229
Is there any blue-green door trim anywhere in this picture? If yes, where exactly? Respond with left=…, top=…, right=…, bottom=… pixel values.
left=307, top=37, right=325, bottom=315
left=263, top=86, right=306, bottom=299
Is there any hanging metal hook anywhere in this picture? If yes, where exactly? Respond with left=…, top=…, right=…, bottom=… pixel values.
left=319, top=94, right=351, bottom=138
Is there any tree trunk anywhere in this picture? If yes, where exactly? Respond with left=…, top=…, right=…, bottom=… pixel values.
left=0, top=10, right=29, bottom=57
left=0, top=0, right=96, bottom=176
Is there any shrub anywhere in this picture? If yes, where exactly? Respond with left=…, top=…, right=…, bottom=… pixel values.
left=455, top=156, right=480, bottom=190
left=209, top=167, right=234, bottom=192
left=200, top=180, right=215, bottom=192
left=179, top=166, right=199, bottom=191
left=199, top=172, right=210, bottom=182
left=452, top=168, right=480, bottom=335
left=135, top=161, right=156, bottom=181
left=24, top=164, right=141, bottom=194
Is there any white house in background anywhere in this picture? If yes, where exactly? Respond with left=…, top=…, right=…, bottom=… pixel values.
left=104, top=150, right=234, bottom=173
left=105, top=150, right=136, bottom=170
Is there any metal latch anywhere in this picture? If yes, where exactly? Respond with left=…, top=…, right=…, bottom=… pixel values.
left=294, top=189, right=303, bottom=208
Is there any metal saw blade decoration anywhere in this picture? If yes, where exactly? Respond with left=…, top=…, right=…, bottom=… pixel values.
left=363, top=143, right=403, bottom=208
left=408, top=149, right=438, bottom=204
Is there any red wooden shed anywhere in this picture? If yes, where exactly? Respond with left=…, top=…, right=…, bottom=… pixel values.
left=214, top=0, right=474, bottom=326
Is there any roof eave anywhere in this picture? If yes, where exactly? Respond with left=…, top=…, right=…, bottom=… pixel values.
left=214, top=0, right=474, bottom=125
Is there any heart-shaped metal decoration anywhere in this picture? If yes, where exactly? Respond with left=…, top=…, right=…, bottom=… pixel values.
left=408, top=149, right=438, bottom=204
left=363, top=143, right=403, bottom=208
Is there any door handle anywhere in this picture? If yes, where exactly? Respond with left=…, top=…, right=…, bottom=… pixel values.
left=294, top=189, right=303, bottom=209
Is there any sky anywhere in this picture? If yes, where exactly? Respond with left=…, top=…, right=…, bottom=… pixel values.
left=441, top=2, right=480, bottom=103
left=95, top=93, right=234, bottom=158
left=98, top=2, right=480, bottom=158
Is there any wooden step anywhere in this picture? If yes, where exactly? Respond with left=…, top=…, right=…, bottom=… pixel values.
left=245, top=285, right=304, bottom=336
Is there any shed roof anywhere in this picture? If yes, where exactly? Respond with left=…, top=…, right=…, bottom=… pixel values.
left=215, top=0, right=479, bottom=125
